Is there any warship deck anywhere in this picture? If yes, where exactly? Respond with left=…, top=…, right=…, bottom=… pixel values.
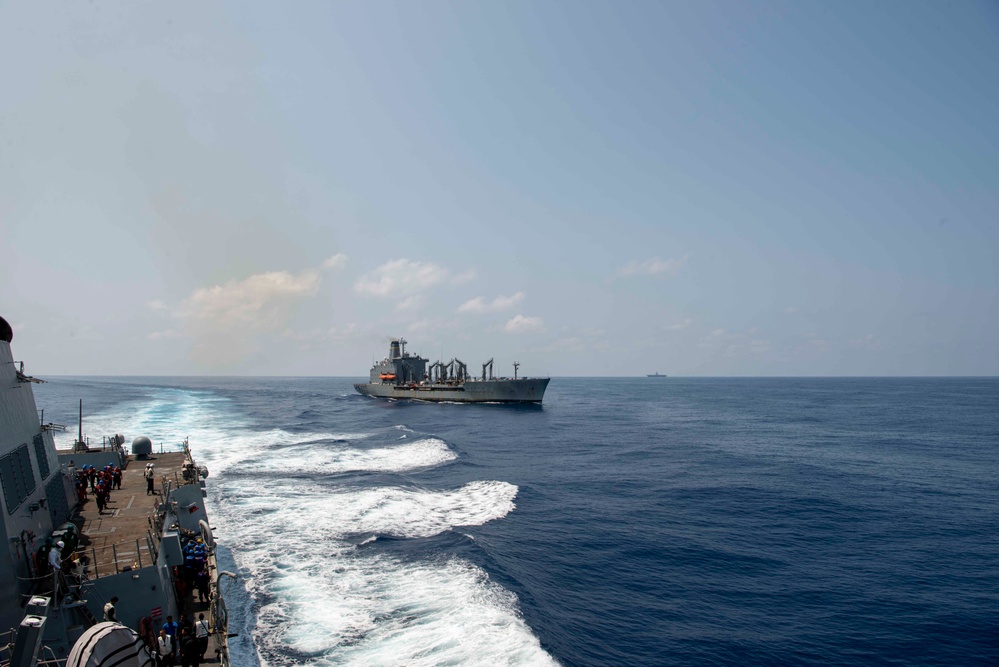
left=70, top=451, right=185, bottom=576
left=65, top=450, right=224, bottom=663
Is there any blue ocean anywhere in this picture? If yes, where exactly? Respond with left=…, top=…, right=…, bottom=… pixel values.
left=33, top=377, right=999, bottom=666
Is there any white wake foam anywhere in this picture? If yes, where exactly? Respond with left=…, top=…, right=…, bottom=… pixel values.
left=212, top=477, right=549, bottom=666
left=53, top=389, right=228, bottom=452
left=252, top=556, right=556, bottom=666
left=277, top=438, right=458, bottom=476
left=213, top=478, right=516, bottom=542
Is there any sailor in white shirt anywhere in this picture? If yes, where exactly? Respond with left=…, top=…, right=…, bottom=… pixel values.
left=48, top=541, right=63, bottom=571
left=49, top=541, right=64, bottom=603
left=103, top=596, right=119, bottom=623
left=195, top=613, right=211, bottom=660
left=157, top=629, right=173, bottom=666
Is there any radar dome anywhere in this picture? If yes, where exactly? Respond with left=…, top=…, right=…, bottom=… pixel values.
left=131, top=436, right=153, bottom=458
left=0, top=315, right=12, bottom=344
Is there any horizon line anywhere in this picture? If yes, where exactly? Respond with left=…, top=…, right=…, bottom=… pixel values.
left=30, top=374, right=999, bottom=379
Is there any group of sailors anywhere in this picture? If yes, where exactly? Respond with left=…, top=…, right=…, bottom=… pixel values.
left=147, top=537, right=212, bottom=666
left=175, top=536, right=212, bottom=604
left=73, top=463, right=123, bottom=514
left=142, top=611, right=211, bottom=667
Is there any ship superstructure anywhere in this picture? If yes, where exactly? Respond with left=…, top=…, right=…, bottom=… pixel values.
left=355, top=338, right=549, bottom=403
left=0, top=317, right=73, bottom=635
left=0, top=315, right=233, bottom=666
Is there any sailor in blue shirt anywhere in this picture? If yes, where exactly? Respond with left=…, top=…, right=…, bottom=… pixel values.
left=162, top=615, right=179, bottom=659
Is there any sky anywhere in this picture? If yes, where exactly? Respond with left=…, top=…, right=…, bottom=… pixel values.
left=1, top=1, right=997, bottom=376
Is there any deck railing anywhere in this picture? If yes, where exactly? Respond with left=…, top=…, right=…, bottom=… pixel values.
left=79, top=535, right=157, bottom=580
left=0, top=627, right=71, bottom=666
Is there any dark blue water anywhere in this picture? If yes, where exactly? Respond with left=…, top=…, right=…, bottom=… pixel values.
left=35, top=377, right=999, bottom=666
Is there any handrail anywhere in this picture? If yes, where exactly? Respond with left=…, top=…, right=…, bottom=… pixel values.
left=88, top=539, right=150, bottom=579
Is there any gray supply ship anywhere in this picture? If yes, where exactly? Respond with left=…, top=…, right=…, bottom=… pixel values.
left=355, top=339, right=549, bottom=403
left=0, top=314, right=234, bottom=667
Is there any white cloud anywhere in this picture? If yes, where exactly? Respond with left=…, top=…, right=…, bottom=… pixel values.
left=354, top=259, right=474, bottom=297
left=147, top=300, right=168, bottom=312
left=458, top=291, right=525, bottom=314
left=667, top=318, right=692, bottom=331
left=182, top=270, right=321, bottom=325
left=397, top=295, right=424, bottom=312
left=784, top=306, right=798, bottom=314
left=166, top=268, right=323, bottom=366
left=504, top=314, right=545, bottom=333
left=617, top=255, right=689, bottom=278
left=323, top=253, right=348, bottom=270
left=458, top=297, right=487, bottom=313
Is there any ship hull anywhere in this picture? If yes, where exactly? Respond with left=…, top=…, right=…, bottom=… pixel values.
left=355, top=377, right=550, bottom=403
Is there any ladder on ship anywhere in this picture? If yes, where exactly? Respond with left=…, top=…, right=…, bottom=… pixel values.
left=62, top=598, right=99, bottom=629
left=59, top=569, right=100, bottom=631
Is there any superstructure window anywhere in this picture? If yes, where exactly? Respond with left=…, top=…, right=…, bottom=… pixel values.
left=34, top=435, right=51, bottom=480
left=1, top=444, right=36, bottom=514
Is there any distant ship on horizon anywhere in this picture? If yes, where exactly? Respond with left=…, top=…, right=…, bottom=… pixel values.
left=647, top=372, right=667, bottom=377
